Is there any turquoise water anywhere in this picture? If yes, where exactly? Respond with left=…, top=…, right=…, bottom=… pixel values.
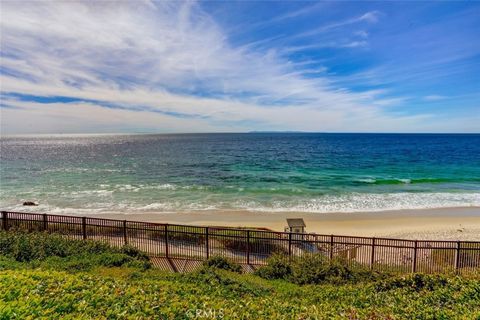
left=1, top=133, right=479, bottom=214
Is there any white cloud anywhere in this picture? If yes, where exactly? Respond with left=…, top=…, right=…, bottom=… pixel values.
left=359, top=11, right=381, bottom=23
left=0, top=99, right=230, bottom=134
left=0, top=1, right=474, bottom=133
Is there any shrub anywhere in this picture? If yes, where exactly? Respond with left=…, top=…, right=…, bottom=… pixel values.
left=0, top=231, right=112, bottom=261
left=375, top=273, right=449, bottom=292
left=255, top=254, right=291, bottom=280
left=255, top=253, right=382, bottom=285
left=203, top=256, right=242, bottom=272
left=97, top=253, right=134, bottom=267
left=39, top=256, right=94, bottom=271
left=0, top=230, right=152, bottom=270
left=290, top=255, right=379, bottom=285
left=187, top=267, right=271, bottom=298
left=120, top=245, right=150, bottom=261
left=0, top=256, right=22, bottom=270
left=290, top=253, right=331, bottom=285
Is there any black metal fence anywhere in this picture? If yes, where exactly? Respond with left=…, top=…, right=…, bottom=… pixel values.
left=1, top=211, right=479, bottom=274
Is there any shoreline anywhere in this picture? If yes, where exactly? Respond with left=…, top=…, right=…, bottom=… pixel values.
left=94, top=206, right=480, bottom=241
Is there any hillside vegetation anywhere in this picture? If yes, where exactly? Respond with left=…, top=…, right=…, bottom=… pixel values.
left=0, top=231, right=479, bottom=319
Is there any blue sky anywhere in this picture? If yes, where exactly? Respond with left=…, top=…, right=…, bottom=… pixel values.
left=1, top=1, right=479, bottom=133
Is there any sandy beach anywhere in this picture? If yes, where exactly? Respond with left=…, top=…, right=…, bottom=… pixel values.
left=96, top=207, right=480, bottom=241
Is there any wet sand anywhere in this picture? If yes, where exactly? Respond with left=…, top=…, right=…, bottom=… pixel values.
left=97, top=207, right=480, bottom=241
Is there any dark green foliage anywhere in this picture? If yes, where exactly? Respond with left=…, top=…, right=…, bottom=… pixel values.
left=291, top=255, right=382, bottom=285
left=291, top=254, right=350, bottom=285
left=203, top=255, right=242, bottom=272
left=188, top=267, right=270, bottom=297
left=0, top=230, right=152, bottom=270
left=254, top=254, right=292, bottom=280
left=375, top=273, right=449, bottom=292
left=39, top=256, right=95, bottom=271
left=0, top=231, right=110, bottom=261
left=120, top=244, right=150, bottom=261
left=0, top=256, right=22, bottom=270
left=256, top=253, right=384, bottom=285
left=97, top=253, right=134, bottom=267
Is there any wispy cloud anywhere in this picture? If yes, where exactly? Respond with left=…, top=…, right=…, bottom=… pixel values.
left=294, top=10, right=381, bottom=39
left=255, top=2, right=329, bottom=26
left=0, top=1, right=477, bottom=134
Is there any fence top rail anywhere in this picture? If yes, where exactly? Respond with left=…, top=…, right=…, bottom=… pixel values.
left=2, top=210, right=480, bottom=245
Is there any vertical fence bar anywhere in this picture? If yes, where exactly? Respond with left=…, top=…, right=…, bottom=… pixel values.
left=82, top=217, right=87, bottom=240
left=205, top=227, right=209, bottom=259
left=370, top=237, right=376, bottom=270
left=455, top=241, right=461, bottom=272
left=329, top=235, right=334, bottom=260
left=123, top=220, right=128, bottom=245
left=288, top=232, right=292, bottom=257
left=246, top=230, right=251, bottom=265
left=164, top=224, right=169, bottom=258
left=1, top=211, right=8, bottom=231
left=412, top=240, right=418, bottom=273
left=42, top=214, right=48, bottom=231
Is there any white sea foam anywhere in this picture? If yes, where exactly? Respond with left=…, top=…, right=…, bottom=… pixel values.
left=2, top=192, right=479, bottom=215
left=0, top=203, right=107, bottom=215
left=237, top=192, right=480, bottom=213
left=355, top=178, right=412, bottom=184
left=44, top=168, right=125, bottom=173
left=147, top=184, right=178, bottom=190
left=357, top=178, right=376, bottom=183
left=69, top=190, right=113, bottom=196
left=116, top=184, right=140, bottom=192
left=137, top=202, right=177, bottom=211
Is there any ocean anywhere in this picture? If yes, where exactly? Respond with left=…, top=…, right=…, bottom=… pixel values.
left=1, top=133, right=479, bottom=215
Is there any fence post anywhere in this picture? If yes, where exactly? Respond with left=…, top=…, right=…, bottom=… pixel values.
left=123, top=220, right=128, bottom=245
left=1, top=211, right=8, bottom=231
left=455, top=241, right=461, bottom=272
left=246, top=230, right=251, bottom=265
left=329, top=235, right=334, bottom=260
left=164, top=224, right=169, bottom=258
left=412, top=240, right=418, bottom=273
left=42, top=214, right=48, bottom=231
left=205, top=227, right=209, bottom=259
left=82, top=217, right=87, bottom=240
left=370, top=237, right=376, bottom=270
left=288, top=232, right=292, bottom=257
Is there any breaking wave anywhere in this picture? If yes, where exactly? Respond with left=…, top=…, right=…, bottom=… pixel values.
left=1, top=192, right=479, bottom=215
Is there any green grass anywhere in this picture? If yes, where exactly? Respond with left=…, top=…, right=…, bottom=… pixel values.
left=0, top=231, right=479, bottom=319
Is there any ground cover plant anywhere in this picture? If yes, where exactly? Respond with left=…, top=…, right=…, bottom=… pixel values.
left=0, top=230, right=151, bottom=271
left=0, top=231, right=479, bottom=319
